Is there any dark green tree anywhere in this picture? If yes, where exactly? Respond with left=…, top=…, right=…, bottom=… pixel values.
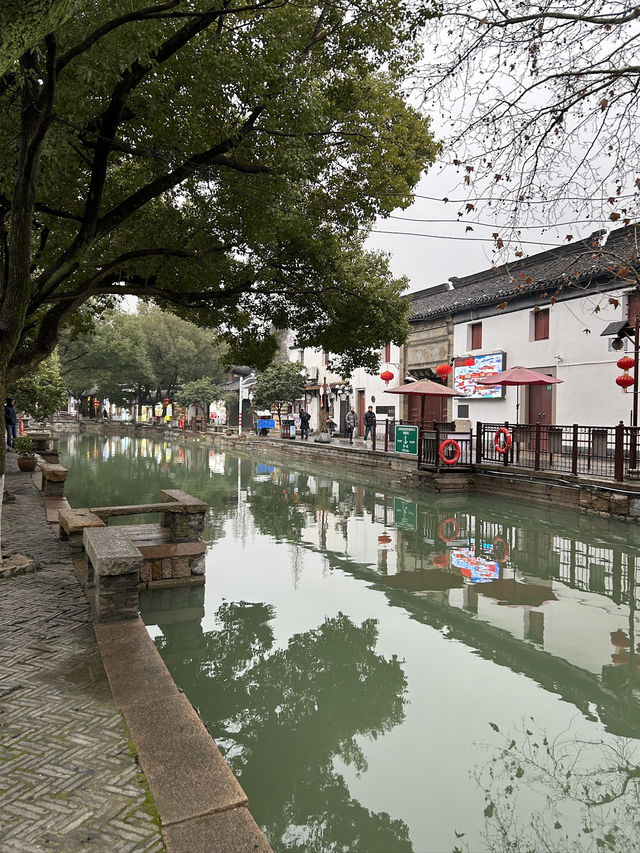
left=8, top=351, right=68, bottom=419
left=0, top=0, right=438, bottom=476
left=252, top=361, right=308, bottom=424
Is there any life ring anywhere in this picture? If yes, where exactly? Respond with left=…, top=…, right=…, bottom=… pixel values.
left=493, top=535, right=510, bottom=562
left=438, top=439, right=461, bottom=465
left=438, top=517, right=460, bottom=542
left=178, top=418, right=185, bottom=429
left=494, top=427, right=512, bottom=454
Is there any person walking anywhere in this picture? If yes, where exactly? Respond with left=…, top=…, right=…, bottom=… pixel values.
left=345, top=406, right=357, bottom=444
left=363, top=405, right=376, bottom=442
left=5, top=397, right=17, bottom=450
left=299, top=408, right=311, bottom=440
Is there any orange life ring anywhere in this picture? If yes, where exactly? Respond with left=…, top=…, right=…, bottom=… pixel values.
left=178, top=418, right=185, bottom=429
left=438, top=439, right=461, bottom=465
left=494, top=427, right=512, bottom=454
left=493, top=535, right=510, bottom=562
left=438, top=517, right=460, bottom=542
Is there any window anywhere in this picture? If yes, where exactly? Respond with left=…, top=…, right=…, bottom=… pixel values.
left=533, top=308, right=549, bottom=340
left=628, top=293, right=640, bottom=325
left=298, top=349, right=304, bottom=364
left=470, top=322, right=482, bottom=350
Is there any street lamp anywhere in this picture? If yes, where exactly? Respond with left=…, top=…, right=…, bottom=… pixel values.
left=601, top=318, right=640, bottom=427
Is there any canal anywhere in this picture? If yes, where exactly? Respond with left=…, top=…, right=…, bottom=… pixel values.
left=60, top=432, right=640, bottom=853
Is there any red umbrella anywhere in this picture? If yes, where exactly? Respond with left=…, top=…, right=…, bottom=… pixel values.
left=475, top=366, right=562, bottom=423
left=385, top=378, right=465, bottom=424
left=478, top=578, right=557, bottom=608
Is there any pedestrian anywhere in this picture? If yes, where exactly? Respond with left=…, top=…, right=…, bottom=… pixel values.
left=345, top=406, right=357, bottom=444
left=299, top=408, right=311, bottom=440
left=5, top=397, right=17, bottom=450
left=363, top=405, right=376, bottom=442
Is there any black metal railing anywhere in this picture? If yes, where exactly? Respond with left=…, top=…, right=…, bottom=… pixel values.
left=477, top=421, right=640, bottom=482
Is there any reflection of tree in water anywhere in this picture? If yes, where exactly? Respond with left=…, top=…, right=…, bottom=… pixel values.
left=248, top=477, right=309, bottom=543
left=155, top=604, right=411, bottom=853
left=462, top=720, right=640, bottom=853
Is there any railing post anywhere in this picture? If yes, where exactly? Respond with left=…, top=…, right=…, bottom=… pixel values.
left=434, top=425, right=440, bottom=470
left=418, top=426, right=423, bottom=467
left=372, top=422, right=377, bottom=451
left=630, top=424, right=637, bottom=470
left=614, top=420, right=625, bottom=481
left=475, top=422, right=483, bottom=464
left=534, top=422, right=541, bottom=470
left=503, top=421, right=509, bottom=467
left=385, top=420, right=389, bottom=453
left=571, top=424, right=579, bottom=475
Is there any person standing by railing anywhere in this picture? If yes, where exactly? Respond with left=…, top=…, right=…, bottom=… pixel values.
left=363, top=406, right=376, bottom=443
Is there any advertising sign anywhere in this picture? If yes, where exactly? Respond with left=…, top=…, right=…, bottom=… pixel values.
left=453, top=352, right=506, bottom=399
left=451, top=547, right=499, bottom=583
left=395, top=424, right=419, bottom=455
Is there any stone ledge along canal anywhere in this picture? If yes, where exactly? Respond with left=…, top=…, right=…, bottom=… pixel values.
left=59, top=433, right=640, bottom=853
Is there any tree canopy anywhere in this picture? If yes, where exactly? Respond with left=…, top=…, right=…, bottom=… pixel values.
left=0, top=0, right=438, bottom=405
left=252, top=361, right=308, bottom=421
left=8, top=351, right=68, bottom=419
left=421, top=1, right=640, bottom=244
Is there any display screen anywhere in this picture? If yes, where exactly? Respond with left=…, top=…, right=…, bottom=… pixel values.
left=453, top=352, right=505, bottom=399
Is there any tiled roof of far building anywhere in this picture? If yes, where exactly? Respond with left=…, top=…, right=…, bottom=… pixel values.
left=410, top=223, right=640, bottom=321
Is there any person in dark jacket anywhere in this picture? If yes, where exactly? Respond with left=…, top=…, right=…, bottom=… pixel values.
left=299, top=409, right=311, bottom=439
left=345, top=407, right=357, bottom=444
left=5, top=397, right=17, bottom=449
left=363, top=406, right=376, bottom=442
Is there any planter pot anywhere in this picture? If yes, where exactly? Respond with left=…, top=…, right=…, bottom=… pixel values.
left=17, top=457, right=37, bottom=472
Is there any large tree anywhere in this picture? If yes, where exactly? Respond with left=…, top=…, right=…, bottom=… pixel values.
left=0, top=0, right=438, bottom=426
left=421, top=1, right=640, bottom=243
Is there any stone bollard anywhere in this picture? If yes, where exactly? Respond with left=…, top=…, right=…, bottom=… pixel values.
left=161, top=489, right=206, bottom=542
left=83, top=528, right=142, bottom=622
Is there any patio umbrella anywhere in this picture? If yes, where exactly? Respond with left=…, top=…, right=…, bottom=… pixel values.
left=478, top=577, right=557, bottom=608
left=385, top=378, right=464, bottom=424
left=475, top=366, right=563, bottom=423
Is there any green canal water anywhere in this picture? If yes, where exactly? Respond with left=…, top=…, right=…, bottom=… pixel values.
left=59, top=433, right=640, bottom=853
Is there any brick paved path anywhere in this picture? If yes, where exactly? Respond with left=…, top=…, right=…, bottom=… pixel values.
left=0, top=454, right=165, bottom=852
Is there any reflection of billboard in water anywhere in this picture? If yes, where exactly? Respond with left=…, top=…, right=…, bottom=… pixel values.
left=451, top=548, right=499, bottom=583
left=454, top=352, right=505, bottom=399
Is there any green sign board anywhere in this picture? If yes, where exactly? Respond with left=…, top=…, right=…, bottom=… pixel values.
left=394, top=497, right=417, bottom=531
left=395, top=424, right=418, bottom=456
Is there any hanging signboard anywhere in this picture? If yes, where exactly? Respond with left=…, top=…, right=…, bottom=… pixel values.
left=395, top=424, right=418, bottom=456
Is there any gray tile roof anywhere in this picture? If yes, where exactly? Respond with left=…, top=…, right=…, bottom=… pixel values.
left=410, top=224, right=640, bottom=321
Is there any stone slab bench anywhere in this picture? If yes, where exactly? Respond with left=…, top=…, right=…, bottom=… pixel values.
left=84, top=527, right=143, bottom=622
left=38, top=461, right=68, bottom=497
left=59, top=506, right=106, bottom=553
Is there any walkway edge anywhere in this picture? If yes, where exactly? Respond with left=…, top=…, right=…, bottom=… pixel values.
left=94, top=617, right=274, bottom=853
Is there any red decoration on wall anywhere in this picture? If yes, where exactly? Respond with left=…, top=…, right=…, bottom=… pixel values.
left=617, top=356, right=635, bottom=371
left=464, top=358, right=475, bottom=367
left=616, top=373, right=635, bottom=390
left=380, top=370, right=394, bottom=385
left=435, top=363, right=453, bottom=377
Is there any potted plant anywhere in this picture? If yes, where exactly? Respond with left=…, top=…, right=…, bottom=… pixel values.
left=12, top=435, right=37, bottom=472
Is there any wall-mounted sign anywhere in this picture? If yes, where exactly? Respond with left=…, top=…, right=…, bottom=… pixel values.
left=453, top=352, right=506, bottom=399
left=395, top=424, right=418, bottom=455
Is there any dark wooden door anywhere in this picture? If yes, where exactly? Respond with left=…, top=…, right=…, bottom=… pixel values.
left=528, top=383, right=553, bottom=424
left=357, top=389, right=365, bottom=436
left=407, top=394, right=447, bottom=425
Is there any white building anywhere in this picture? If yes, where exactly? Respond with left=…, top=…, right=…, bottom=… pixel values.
left=408, top=225, right=640, bottom=428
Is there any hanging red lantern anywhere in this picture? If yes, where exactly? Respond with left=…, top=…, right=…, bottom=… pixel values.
left=617, top=356, right=635, bottom=371
left=616, top=373, right=635, bottom=390
left=93, top=400, right=100, bottom=408
left=435, top=363, right=453, bottom=377
left=378, top=533, right=392, bottom=545
left=163, top=397, right=170, bottom=406
left=380, top=370, right=394, bottom=385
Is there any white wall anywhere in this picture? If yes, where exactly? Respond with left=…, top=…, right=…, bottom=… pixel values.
left=451, top=289, right=635, bottom=426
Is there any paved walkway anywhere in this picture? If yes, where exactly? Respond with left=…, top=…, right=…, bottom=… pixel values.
left=0, top=452, right=165, bottom=852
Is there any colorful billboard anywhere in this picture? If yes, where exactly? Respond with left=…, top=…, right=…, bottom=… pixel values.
left=453, top=352, right=505, bottom=399
left=451, top=547, right=500, bottom=583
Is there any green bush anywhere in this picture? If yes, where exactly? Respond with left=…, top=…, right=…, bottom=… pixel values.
left=12, top=435, right=35, bottom=457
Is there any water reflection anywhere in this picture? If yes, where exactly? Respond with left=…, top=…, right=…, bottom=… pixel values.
left=142, top=589, right=411, bottom=853
left=59, top=434, right=640, bottom=851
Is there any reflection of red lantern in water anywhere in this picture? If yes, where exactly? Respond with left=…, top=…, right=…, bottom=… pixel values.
left=380, top=370, right=394, bottom=385
left=378, top=533, right=392, bottom=544
left=432, top=552, right=449, bottom=568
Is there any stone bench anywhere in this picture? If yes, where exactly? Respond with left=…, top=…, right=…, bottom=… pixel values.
left=84, top=527, right=143, bottom=622
left=58, top=507, right=106, bottom=553
left=38, top=462, right=68, bottom=497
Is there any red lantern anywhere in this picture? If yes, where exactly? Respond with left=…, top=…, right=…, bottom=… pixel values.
left=380, top=370, right=394, bottom=385
left=163, top=397, right=170, bottom=406
left=616, top=373, right=635, bottom=390
left=378, top=534, right=392, bottom=545
left=617, top=356, right=635, bottom=371
left=435, top=363, right=453, bottom=378
left=93, top=400, right=100, bottom=408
